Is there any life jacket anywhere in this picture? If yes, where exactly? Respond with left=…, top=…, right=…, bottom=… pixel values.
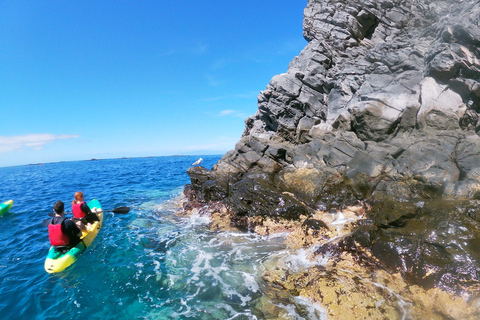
left=72, top=201, right=86, bottom=218
left=48, top=217, right=70, bottom=246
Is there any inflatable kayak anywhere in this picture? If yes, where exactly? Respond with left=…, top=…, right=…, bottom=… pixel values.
left=0, top=200, right=13, bottom=216
left=44, top=199, right=104, bottom=273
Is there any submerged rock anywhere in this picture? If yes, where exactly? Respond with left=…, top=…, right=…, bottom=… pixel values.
left=184, top=0, right=480, bottom=318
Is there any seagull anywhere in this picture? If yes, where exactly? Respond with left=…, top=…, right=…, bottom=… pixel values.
left=192, top=158, right=203, bottom=166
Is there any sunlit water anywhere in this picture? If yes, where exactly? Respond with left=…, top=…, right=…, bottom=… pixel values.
left=0, top=156, right=328, bottom=320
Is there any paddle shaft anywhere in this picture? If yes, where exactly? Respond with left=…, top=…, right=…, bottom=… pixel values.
left=47, top=206, right=129, bottom=217
left=43, top=206, right=130, bottom=226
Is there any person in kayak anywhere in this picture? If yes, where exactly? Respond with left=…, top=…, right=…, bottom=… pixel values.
left=72, top=191, right=99, bottom=224
left=48, top=201, right=83, bottom=249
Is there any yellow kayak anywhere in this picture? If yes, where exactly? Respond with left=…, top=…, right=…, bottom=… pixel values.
left=44, top=199, right=104, bottom=273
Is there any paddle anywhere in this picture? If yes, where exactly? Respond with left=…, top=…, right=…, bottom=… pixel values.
left=42, top=206, right=130, bottom=226
left=103, top=207, right=130, bottom=214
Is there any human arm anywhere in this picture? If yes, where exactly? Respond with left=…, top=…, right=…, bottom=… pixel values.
left=81, top=202, right=93, bottom=215
left=80, top=202, right=99, bottom=222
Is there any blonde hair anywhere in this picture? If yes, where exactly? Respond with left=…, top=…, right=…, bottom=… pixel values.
left=72, top=191, right=84, bottom=205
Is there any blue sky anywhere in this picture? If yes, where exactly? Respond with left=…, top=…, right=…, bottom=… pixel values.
left=0, top=1, right=307, bottom=167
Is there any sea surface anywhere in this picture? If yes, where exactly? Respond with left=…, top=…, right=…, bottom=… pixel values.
left=0, top=155, right=324, bottom=320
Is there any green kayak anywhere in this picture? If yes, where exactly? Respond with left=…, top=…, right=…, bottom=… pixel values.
left=0, top=200, right=13, bottom=216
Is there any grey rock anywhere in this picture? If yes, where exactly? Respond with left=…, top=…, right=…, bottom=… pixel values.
left=186, top=0, right=480, bottom=294
left=191, top=0, right=480, bottom=203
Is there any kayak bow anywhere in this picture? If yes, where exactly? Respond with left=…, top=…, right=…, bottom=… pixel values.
left=0, top=200, right=13, bottom=216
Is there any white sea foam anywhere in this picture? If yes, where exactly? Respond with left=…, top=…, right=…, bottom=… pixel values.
left=280, top=247, right=330, bottom=273
left=144, top=200, right=346, bottom=319
left=181, top=213, right=211, bottom=228
left=167, top=274, right=179, bottom=288
left=293, top=296, right=328, bottom=320
left=239, top=272, right=260, bottom=292
left=153, top=259, right=160, bottom=272
left=330, top=210, right=357, bottom=226
left=271, top=296, right=328, bottom=320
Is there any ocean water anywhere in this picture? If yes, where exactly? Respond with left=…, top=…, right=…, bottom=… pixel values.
left=0, top=155, right=323, bottom=320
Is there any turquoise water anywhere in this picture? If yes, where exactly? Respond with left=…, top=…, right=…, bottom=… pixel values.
left=0, top=155, right=316, bottom=320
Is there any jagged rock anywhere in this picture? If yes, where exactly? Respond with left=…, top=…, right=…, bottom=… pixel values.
left=185, top=0, right=480, bottom=302
left=191, top=0, right=480, bottom=205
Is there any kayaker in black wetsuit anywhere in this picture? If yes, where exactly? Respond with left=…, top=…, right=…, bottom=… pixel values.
left=48, top=201, right=83, bottom=250
left=72, top=191, right=99, bottom=225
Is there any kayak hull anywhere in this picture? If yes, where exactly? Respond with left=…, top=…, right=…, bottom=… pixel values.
left=0, top=200, right=13, bottom=216
left=44, top=199, right=104, bottom=273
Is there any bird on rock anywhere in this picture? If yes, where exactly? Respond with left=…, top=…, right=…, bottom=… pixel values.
left=192, top=158, right=203, bottom=166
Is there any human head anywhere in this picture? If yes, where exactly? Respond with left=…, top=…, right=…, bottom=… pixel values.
left=74, top=191, right=84, bottom=202
left=53, top=201, right=65, bottom=215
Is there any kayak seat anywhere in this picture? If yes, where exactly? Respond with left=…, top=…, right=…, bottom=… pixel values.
left=53, top=246, right=71, bottom=253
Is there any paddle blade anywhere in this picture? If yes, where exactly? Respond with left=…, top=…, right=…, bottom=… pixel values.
left=42, top=218, right=51, bottom=227
left=111, top=206, right=130, bottom=214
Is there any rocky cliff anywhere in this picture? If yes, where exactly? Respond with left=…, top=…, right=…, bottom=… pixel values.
left=184, top=0, right=480, bottom=318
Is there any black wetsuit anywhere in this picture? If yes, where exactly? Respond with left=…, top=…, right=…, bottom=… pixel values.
left=77, top=202, right=99, bottom=223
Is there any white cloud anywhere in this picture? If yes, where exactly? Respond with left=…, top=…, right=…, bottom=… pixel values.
left=197, top=91, right=258, bottom=102
left=197, top=96, right=228, bottom=102
left=205, top=74, right=223, bottom=87
left=0, top=133, right=79, bottom=153
left=220, top=110, right=235, bottom=116
left=217, top=109, right=248, bottom=118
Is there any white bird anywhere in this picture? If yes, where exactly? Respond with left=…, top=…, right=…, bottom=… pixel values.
left=192, top=158, right=203, bottom=166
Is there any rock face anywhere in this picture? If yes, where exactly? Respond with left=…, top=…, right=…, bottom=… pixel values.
left=190, top=0, right=480, bottom=204
left=185, top=0, right=480, bottom=313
